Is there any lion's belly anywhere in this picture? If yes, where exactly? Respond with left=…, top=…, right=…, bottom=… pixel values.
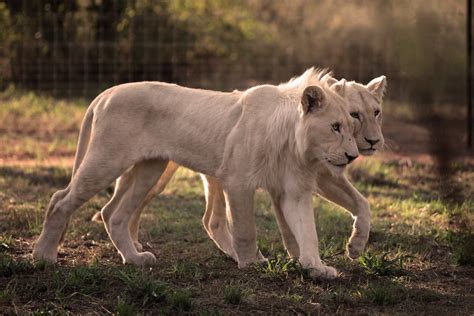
left=140, top=126, right=228, bottom=176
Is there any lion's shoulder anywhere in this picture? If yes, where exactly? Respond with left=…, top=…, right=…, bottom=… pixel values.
left=240, top=84, right=293, bottom=115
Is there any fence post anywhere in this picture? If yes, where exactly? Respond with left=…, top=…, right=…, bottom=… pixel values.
left=468, top=0, right=473, bottom=149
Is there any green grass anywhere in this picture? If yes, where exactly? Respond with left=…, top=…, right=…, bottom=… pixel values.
left=168, top=290, right=193, bottom=312
left=0, top=256, right=46, bottom=277
left=223, top=283, right=244, bottom=305
left=170, top=261, right=203, bottom=281
left=358, top=251, right=408, bottom=277
left=0, top=85, right=87, bottom=135
left=115, top=296, right=139, bottom=316
left=255, top=255, right=307, bottom=280
left=445, top=231, right=474, bottom=266
left=0, top=86, right=86, bottom=162
left=363, top=281, right=407, bottom=306
left=57, top=265, right=105, bottom=295
left=117, top=267, right=168, bottom=306
left=0, top=90, right=472, bottom=314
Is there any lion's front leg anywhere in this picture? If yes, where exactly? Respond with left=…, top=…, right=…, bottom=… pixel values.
left=223, top=185, right=266, bottom=268
left=280, top=191, right=338, bottom=280
left=315, top=172, right=371, bottom=259
left=270, top=193, right=299, bottom=258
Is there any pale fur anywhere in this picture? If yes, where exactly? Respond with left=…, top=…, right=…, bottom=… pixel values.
left=33, top=69, right=358, bottom=279
left=93, top=69, right=388, bottom=274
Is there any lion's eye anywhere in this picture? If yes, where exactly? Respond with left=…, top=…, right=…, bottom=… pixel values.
left=332, top=123, right=341, bottom=132
left=374, top=109, right=381, bottom=117
left=350, top=112, right=360, bottom=120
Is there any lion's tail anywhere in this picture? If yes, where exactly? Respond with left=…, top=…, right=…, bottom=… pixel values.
left=71, top=105, right=94, bottom=177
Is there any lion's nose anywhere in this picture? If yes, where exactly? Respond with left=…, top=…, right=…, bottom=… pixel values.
left=345, top=153, right=358, bottom=164
left=364, top=137, right=379, bottom=146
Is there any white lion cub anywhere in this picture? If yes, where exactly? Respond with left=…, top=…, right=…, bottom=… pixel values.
left=93, top=70, right=387, bottom=278
left=33, top=71, right=359, bottom=280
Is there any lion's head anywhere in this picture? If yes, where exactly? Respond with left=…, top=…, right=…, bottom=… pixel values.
left=327, top=76, right=387, bottom=156
left=295, top=85, right=359, bottom=173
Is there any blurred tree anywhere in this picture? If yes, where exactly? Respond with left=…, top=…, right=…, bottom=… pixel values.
left=0, top=2, right=13, bottom=83
left=0, top=0, right=467, bottom=104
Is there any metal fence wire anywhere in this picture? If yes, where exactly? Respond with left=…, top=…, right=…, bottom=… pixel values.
left=0, top=0, right=468, bottom=108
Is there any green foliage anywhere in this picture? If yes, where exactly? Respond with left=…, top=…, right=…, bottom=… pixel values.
left=167, top=0, right=273, bottom=58
left=257, top=237, right=286, bottom=256
left=359, top=252, right=408, bottom=277
left=0, top=256, right=45, bottom=277
left=0, top=3, right=11, bottom=38
left=1, top=0, right=277, bottom=92
left=255, top=255, right=306, bottom=279
left=0, top=86, right=86, bottom=135
left=115, top=296, right=139, bottom=316
left=1, top=0, right=467, bottom=105
left=117, top=267, right=168, bottom=306
left=445, top=230, right=474, bottom=266
left=407, top=288, right=442, bottom=303
left=320, top=288, right=354, bottom=306
left=364, top=281, right=406, bottom=306
left=57, top=265, right=104, bottom=295
left=117, top=266, right=193, bottom=311
left=170, top=261, right=203, bottom=280
left=0, top=3, right=13, bottom=88
left=288, top=293, right=303, bottom=303
left=223, top=283, right=244, bottom=305
left=168, top=290, right=193, bottom=312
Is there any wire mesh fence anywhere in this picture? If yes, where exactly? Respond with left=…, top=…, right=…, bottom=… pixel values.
left=0, top=0, right=468, bottom=108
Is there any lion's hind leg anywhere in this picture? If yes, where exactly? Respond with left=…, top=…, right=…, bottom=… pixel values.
left=92, top=162, right=179, bottom=252
left=33, top=150, right=133, bottom=263
left=105, top=158, right=168, bottom=265
left=201, top=175, right=237, bottom=261
left=128, top=161, right=179, bottom=251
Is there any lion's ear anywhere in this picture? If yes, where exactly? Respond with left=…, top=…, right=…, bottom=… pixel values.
left=366, top=75, right=387, bottom=101
left=331, top=79, right=346, bottom=97
left=301, top=85, right=325, bottom=114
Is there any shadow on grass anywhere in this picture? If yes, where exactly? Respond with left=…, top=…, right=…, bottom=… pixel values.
left=0, top=166, right=70, bottom=188
left=368, top=229, right=445, bottom=255
left=355, top=279, right=444, bottom=306
left=349, top=160, right=473, bottom=204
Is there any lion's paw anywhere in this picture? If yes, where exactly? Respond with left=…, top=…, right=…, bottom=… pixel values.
left=237, top=251, right=268, bottom=269
left=308, top=265, right=338, bottom=280
left=32, top=244, right=58, bottom=263
left=32, top=249, right=58, bottom=263
left=346, top=238, right=367, bottom=260
left=124, top=251, right=156, bottom=266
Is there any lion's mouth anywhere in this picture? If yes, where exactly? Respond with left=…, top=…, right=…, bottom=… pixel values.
left=328, top=161, right=347, bottom=168
left=360, top=148, right=376, bottom=154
